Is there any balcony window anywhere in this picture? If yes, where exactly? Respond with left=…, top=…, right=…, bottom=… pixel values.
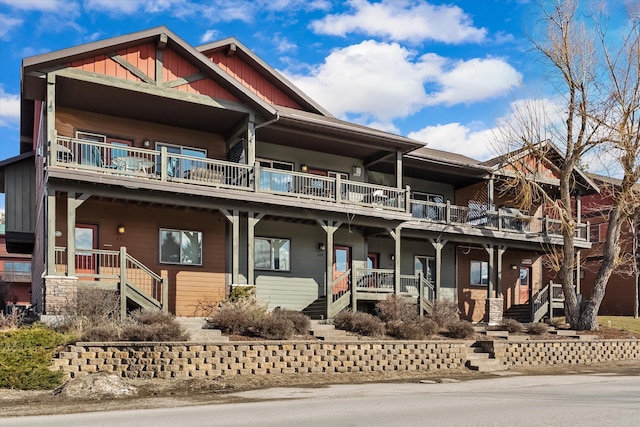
left=255, top=237, right=290, bottom=271
left=412, top=192, right=444, bottom=220
left=159, top=228, right=202, bottom=265
left=470, top=260, right=488, bottom=286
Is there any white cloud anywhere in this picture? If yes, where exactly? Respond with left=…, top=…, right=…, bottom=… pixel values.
left=0, top=87, right=20, bottom=127
left=0, top=0, right=76, bottom=11
left=0, top=14, right=23, bottom=39
left=284, top=40, right=521, bottom=123
left=311, top=0, right=487, bottom=44
left=273, top=35, right=297, bottom=53
left=200, top=29, right=220, bottom=44
left=408, top=123, right=497, bottom=161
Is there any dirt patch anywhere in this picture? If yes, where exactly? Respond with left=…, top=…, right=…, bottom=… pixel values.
left=1, top=360, right=639, bottom=418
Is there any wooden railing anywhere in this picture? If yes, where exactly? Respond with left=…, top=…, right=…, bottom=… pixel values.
left=53, top=246, right=166, bottom=317
left=0, top=271, right=32, bottom=283
left=328, top=268, right=351, bottom=318
left=410, top=200, right=589, bottom=241
left=531, top=281, right=565, bottom=323
left=355, top=269, right=394, bottom=292
left=52, top=137, right=589, bottom=240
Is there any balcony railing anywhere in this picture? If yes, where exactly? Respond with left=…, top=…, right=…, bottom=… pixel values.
left=52, top=137, right=589, bottom=241
left=0, top=271, right=32, bottom=283
left=410, top=200, right=589, bottom=241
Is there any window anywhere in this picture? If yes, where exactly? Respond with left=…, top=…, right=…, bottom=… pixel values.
left=414, top=256, right=435, bottom=282
left=75, top=131, right=133, bottom=167
left=2, top=262, right=31, bottom=281
left=470, top=260, right=488, bottom=286
left=412, top=192, right=445, bottom=220
left=590, top=223, right=607, bottom=243
left=156, top=142, right=207, bottom=178
left=257, top=158, right=294, bottom=192
left=160, top=229, right=202, bottom=265
left=255, top=237, right=290, bottom=271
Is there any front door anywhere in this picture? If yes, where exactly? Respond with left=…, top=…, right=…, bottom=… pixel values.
left=414, top=256, right=435, bottom=282
left=75, top=224, right=98, bottom=279
left=519, top=267, right=531, bottom=304
left=333, top=246, right=351, bottom=295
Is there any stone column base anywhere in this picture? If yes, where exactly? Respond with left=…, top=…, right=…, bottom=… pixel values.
left=44, top=275, right=78, bottom=315
left=487, top=298, right=504, bottom=325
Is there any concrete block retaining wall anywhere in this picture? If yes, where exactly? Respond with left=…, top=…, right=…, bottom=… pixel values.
left=52, top=341, right=474, bottom=380
left=52, top=339, right=640, bottom=380
left=478, top=339, right=640, bottom=366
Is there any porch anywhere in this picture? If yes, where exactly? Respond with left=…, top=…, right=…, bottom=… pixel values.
left=53, top=246, right=167, bottom=318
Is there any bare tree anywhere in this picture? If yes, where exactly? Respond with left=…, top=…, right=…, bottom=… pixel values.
left=499, top=0, right=640, bottom=330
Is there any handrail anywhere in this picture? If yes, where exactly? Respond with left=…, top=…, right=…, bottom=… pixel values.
left=355, top=268, right=394, bottom=291
left=329, top=268, right=351, bottom=302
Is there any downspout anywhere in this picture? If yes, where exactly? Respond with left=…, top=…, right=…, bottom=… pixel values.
left=254, top=112, right=280, bottom=130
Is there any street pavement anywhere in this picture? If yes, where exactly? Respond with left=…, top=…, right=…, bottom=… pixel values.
left=4, top=374, right=640, bottom=426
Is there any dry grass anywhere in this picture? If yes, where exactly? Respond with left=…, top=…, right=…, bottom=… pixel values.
left=597, top=316, right=640, bottom=335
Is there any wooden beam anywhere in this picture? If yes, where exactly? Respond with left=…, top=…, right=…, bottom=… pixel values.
left=163, top=72, right=208, bottom=88
left=396, top=151, right=403, bottom=189
left=429, top=238, right=448, bottom=301
left=496, top=246, right=507, bottom=299
left=55, top=68, right=255, bottom=114
left=394, top=225, right=401, bottom=294
left=220, top=209, right=240, bottom=285
left=46, top=191, right=56, bottom=276
left=46, top=73, right=56, bottom=164
left=247, top=119, right=256, bottom=166
left=483, top=244, right=495, bottom=303
left=364, top=151, right=394, bottom=168
left=108, top=52, right=155, bottom=84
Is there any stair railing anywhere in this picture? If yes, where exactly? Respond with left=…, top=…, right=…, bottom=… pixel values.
left=328, top=268, right=352, bottom=318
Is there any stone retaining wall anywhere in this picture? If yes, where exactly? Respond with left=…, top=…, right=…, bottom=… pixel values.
left=478, top=339, right=640, bottom=366
left=52, top=339, right=640, bottom=380
left=52, top=341, right=474, bottom=379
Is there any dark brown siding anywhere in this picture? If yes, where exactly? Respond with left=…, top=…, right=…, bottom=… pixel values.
left=55, top=198, right=227, bottom=316
left=56, top=107, right=226, bottom=158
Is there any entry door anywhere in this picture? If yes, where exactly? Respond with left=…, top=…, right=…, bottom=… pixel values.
left=333, top=246, right=351, bottom=295
left=519, top=267, right=531, bottom=304
left=75, top=224, right=98, bottom=278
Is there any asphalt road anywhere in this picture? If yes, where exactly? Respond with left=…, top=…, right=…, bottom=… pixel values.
left=5, top=374, right=640, bottom=427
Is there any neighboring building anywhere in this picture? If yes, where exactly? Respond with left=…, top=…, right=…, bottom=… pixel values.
left=0, top=27, right=598, bottom=322
left=578, top=175, right=639, bottom=315
left=0, top=224, right=33, bottom=310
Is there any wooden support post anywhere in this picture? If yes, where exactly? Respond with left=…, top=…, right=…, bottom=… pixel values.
left=405, top=185, right=411, bottom=213
left=575, top=250, right=581, bottom=295
left=419, top=272, right=425, bottom=318
left=221, top=209, right=240, bottom=285
left=160, top=147, right=168, bottom=181
left=446, top=201, right=451, bottom=224
left=394, top=225, right=401, bottom=294
left=396, top=150, right=403, bottom=189
left=247, top=118, right=256, bottom=166
left=483, top=244, right=495, bottom=301
left=247, top=213, right=264, bottom=286
left=350, top=267, right=357, bottom=313
left=429, top=239, right=447, bottom=301
left=120, top=246, right=127, bottom=319
left=318, top=220, right=341, bottom=318
left=66, top=192, right=76, bottom=277
left=46, top=73, right=56, bottom=165
left=496, top=246, right=506, bottom=299
left=46, top=191, right=56, bottom=276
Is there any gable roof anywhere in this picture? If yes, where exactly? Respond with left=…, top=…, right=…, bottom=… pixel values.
left=197, top=37, right=333, bottom=117
left=21, top=26, right=278, bottom=120
left=482, top=140, right=600, bottom=194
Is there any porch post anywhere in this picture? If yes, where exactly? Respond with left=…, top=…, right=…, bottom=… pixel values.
left=66, top=192, right=76, bottom=277
left=318, top=220, right=341, bottom=318
left=575, top=193, right=582, bottom=295
left=46, top=73, right=56, bottom=165
left=246, top=116, right=256, bottom=166
left=395, top=151, right=403, bottom=189
left=120, top=246, right=127, bottom=319
left=221, top=209, right=240, bottom=285
left=575, top=250, right=581, bottom=295
left=429, top=238, right=447, bottom=301
left=418, top=272, right=425, bottom=318
left=496, top=246, right=506, bottom=299
left=247, top=212, right=264, bottom=286
left=46, top=190, right=56, bottom=276
left=388, top=226, right=402, bottom=294
left=487, top=176, right=495, bottom=209
left=483, top=244, right=495, bottom=299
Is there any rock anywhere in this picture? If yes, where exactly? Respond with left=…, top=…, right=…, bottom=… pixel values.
left=419, top=380, right=437, bottom=384
left=437, top=378, right=460, bottom=384
left=54, top=373, right=137, bottom=399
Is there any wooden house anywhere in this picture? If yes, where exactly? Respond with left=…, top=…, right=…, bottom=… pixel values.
left=0, top=27, right=598, bottom=322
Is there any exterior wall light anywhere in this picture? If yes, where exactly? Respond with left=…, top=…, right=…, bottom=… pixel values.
left=318, top=242, right=326, bottom=251
left=301, top=164, right=308, bottom=172
left=117, top=225, right=126, bottom=235
left=142, top=138, right=151, bottom=148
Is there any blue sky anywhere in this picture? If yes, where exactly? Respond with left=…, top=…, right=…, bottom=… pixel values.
left=0, top=0, right=632, bottom=213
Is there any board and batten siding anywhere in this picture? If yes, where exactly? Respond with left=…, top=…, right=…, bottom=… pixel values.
left=4, top=158, right=36, bottom=235
left=55, top=198, right=226, bottom=316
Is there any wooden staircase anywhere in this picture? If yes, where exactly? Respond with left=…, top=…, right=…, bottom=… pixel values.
left=503, top=304, right=531, bottom=323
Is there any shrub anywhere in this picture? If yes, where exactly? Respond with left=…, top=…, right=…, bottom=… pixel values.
left=0, top=310, right=24, bottom=330
left=499, top=318, right=524, bottom=333
left=54, top=288, right=120, bottom=336
left=376, top=295, right=418, bottom=322
left=255, top=315, right=294, bottom=340
left=527, top=322, right=549, bottom=335
left=428, top=300, right=459, bottom=328
left=81, top=325, right=118, bottom=342
left=228, top=286, right=256, bottom=302
left=207, top=297, right=268, bottom=335
left=120, top=322, right=188, bottom=342
left=446, top=320, right=475, bottom=339
left=333, top=311, right=385, bottom=337
left=78, top=309, right=188, bottom=342
left=0, top=326, right=71, bottom=390
left=273, top=309, right=310, bottom=335
left=418, top=318, right=440, bottom=336
left=385, top=319, right=439, bottom=340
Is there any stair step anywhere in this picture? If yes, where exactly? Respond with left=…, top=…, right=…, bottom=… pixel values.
left=467, top=359, right=508, bottom=372
left=549, top=329, right=578, bottom=336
